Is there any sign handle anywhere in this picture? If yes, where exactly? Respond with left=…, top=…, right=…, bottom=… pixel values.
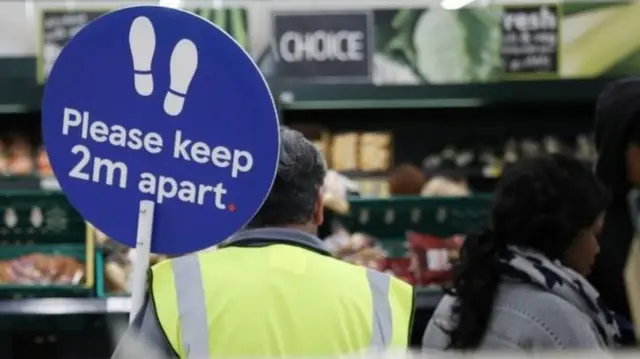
left=129, top=200, right=155, bottom=324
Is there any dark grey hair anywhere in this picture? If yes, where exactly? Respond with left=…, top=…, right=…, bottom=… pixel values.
left=247, top=126, right=327, bottom=228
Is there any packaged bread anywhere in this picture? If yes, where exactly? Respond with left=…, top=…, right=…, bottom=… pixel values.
left=0, top=261, right=13, bottom=282
left=359, top=149, right=390, bottom=171
left=323, top=170, right=357, bottom=214
left=56, top=256, right=85, bottom=284
left=360, top=132, right=392, bottom=146
left=355, top=178, right=389, bottom=198
left=7, top=136, right=34, bottom=175
left=0, top=253, right=84, bottom=285
left=103, top=245, right=168, bottom=294
left=37, top=147, right=53, bottom=176
left=105, top=260, right=129, bottom=293
left=331, top=133, right=358, bottom=171
left=359, top=132, right=392, bottom=171
left=421, top=176, right=470, bottom=197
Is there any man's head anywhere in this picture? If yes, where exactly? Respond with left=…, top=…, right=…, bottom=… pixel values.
left=247, top=126, right=327, bottom=233
left=595, top=78, right=640, bottom=195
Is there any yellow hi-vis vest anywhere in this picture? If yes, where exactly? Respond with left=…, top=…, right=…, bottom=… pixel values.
left=151, top=244, right=415, bottom=358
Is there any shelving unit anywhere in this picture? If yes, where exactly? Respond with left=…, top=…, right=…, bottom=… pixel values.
left=274, top=79, right=610, bottom=111
left=0, top=297, right=129, bottom=315
left=0, top=26, right=614, bottom=358
left=0, top=288, right=444, bottom=316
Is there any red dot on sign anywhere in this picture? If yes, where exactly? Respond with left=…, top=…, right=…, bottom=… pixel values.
left=228, top=204, right=236, bottom=212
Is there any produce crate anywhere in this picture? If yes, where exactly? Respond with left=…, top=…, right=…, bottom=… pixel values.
left=345, top=195, right=492, bottom=254
left=0, top=191, right=96, bottom=298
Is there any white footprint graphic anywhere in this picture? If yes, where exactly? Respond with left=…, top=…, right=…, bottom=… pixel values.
left=164, top=39, right=198, bottom=117
left=129, top=16, right=156, bottom=96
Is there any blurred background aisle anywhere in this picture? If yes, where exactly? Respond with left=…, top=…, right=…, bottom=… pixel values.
left=0, top=0, right=638, bottom=358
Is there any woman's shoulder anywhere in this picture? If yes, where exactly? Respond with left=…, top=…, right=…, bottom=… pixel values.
left=423, top=283, right=606, bottom=350
left=428, top=283, right=593, bottom=323
left=496, top=282, right=589, bottom=315
left=492, top=282, right=606, bottom=349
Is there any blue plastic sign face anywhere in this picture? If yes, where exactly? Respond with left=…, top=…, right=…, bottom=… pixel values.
left=42, top=6, right=280, bottom=254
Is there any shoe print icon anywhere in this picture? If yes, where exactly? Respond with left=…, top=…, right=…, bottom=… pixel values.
left=164, top=39, right=198, bottom=117
left=129, top=16, right=156, bottom=97
left=128, top=17, right=199, bottom=116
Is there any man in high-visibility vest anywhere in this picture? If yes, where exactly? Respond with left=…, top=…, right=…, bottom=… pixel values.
left=112, top=127, right=415, bottom=359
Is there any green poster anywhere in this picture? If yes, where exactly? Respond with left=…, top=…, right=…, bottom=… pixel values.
left=499, top=4, right=561, bottom=80
left=191, top=8, right=249, bottom=50
left=373, top=5, right=564, bottom=85
left=37, top=7, right=249, bottom=84
left=372, top=1, right=640, bottom=85
left=373, top=7, right=503, bottom=85
left=559, top=1, right=640, bottom=78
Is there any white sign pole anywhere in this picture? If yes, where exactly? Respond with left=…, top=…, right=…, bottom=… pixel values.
left=129, top=200, right=155, bottom=324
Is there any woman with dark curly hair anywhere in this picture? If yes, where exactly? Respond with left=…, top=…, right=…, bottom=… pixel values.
left=422, top=154, right=621, bottom=351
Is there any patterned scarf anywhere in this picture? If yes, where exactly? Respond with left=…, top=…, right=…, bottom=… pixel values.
left=500, top=246, right=621, bottom=347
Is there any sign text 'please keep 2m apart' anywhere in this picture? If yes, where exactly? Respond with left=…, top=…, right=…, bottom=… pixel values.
left=62, top=107, right=254, bottom=209
left=41, top=6, right=280, bottom=254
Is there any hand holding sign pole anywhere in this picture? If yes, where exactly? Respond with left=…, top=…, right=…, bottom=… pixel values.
left=42, top=6, right=279, bottom=323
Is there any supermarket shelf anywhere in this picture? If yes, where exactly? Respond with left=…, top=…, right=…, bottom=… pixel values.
left=0, top=175, right=60, bottom=191
left=40, top=176, right=61, bottom=190
left=339, top=170, right=388, bottom=179
left=424, top=166, right=500, bottom=180
left=0, top=297, right=130, bottom=315
left=340, top=167, right=501, bottom=180
left=0, top=289, right=443, bottom=315
left=276, top=79, right=608, bottom=110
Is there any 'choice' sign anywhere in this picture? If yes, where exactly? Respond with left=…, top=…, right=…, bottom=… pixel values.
left=273, top=12, right=371, bottom=81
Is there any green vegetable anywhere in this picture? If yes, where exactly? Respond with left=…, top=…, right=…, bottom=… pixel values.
left=230, top=9, right=248, bottom=50
left=562, top=1, right=630, bottom=17
left=561, top=2, right=640, bottom=77
left=412, top=8, right=501, bottom=83
left=191, top=8, right=248, bottom=50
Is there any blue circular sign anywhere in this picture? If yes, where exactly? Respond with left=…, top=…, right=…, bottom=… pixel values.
left=42, top=6, right=280, bottom=254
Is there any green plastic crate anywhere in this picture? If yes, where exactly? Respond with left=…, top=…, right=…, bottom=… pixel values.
left=0, top=190, right=94, bottom=298
left=0, top=191, right=85, bottom=241
left=345, top=195, right=492, bottom=255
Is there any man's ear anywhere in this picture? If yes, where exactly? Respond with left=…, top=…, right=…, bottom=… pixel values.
left=312, top=188, right=325, bottom=226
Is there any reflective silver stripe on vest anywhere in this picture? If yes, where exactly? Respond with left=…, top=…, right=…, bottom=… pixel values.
left=366, top=268, right=393, bottom=348
left=171, top=256, right=395, bottom=355
left=172, top=255, right=209, bottom=359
